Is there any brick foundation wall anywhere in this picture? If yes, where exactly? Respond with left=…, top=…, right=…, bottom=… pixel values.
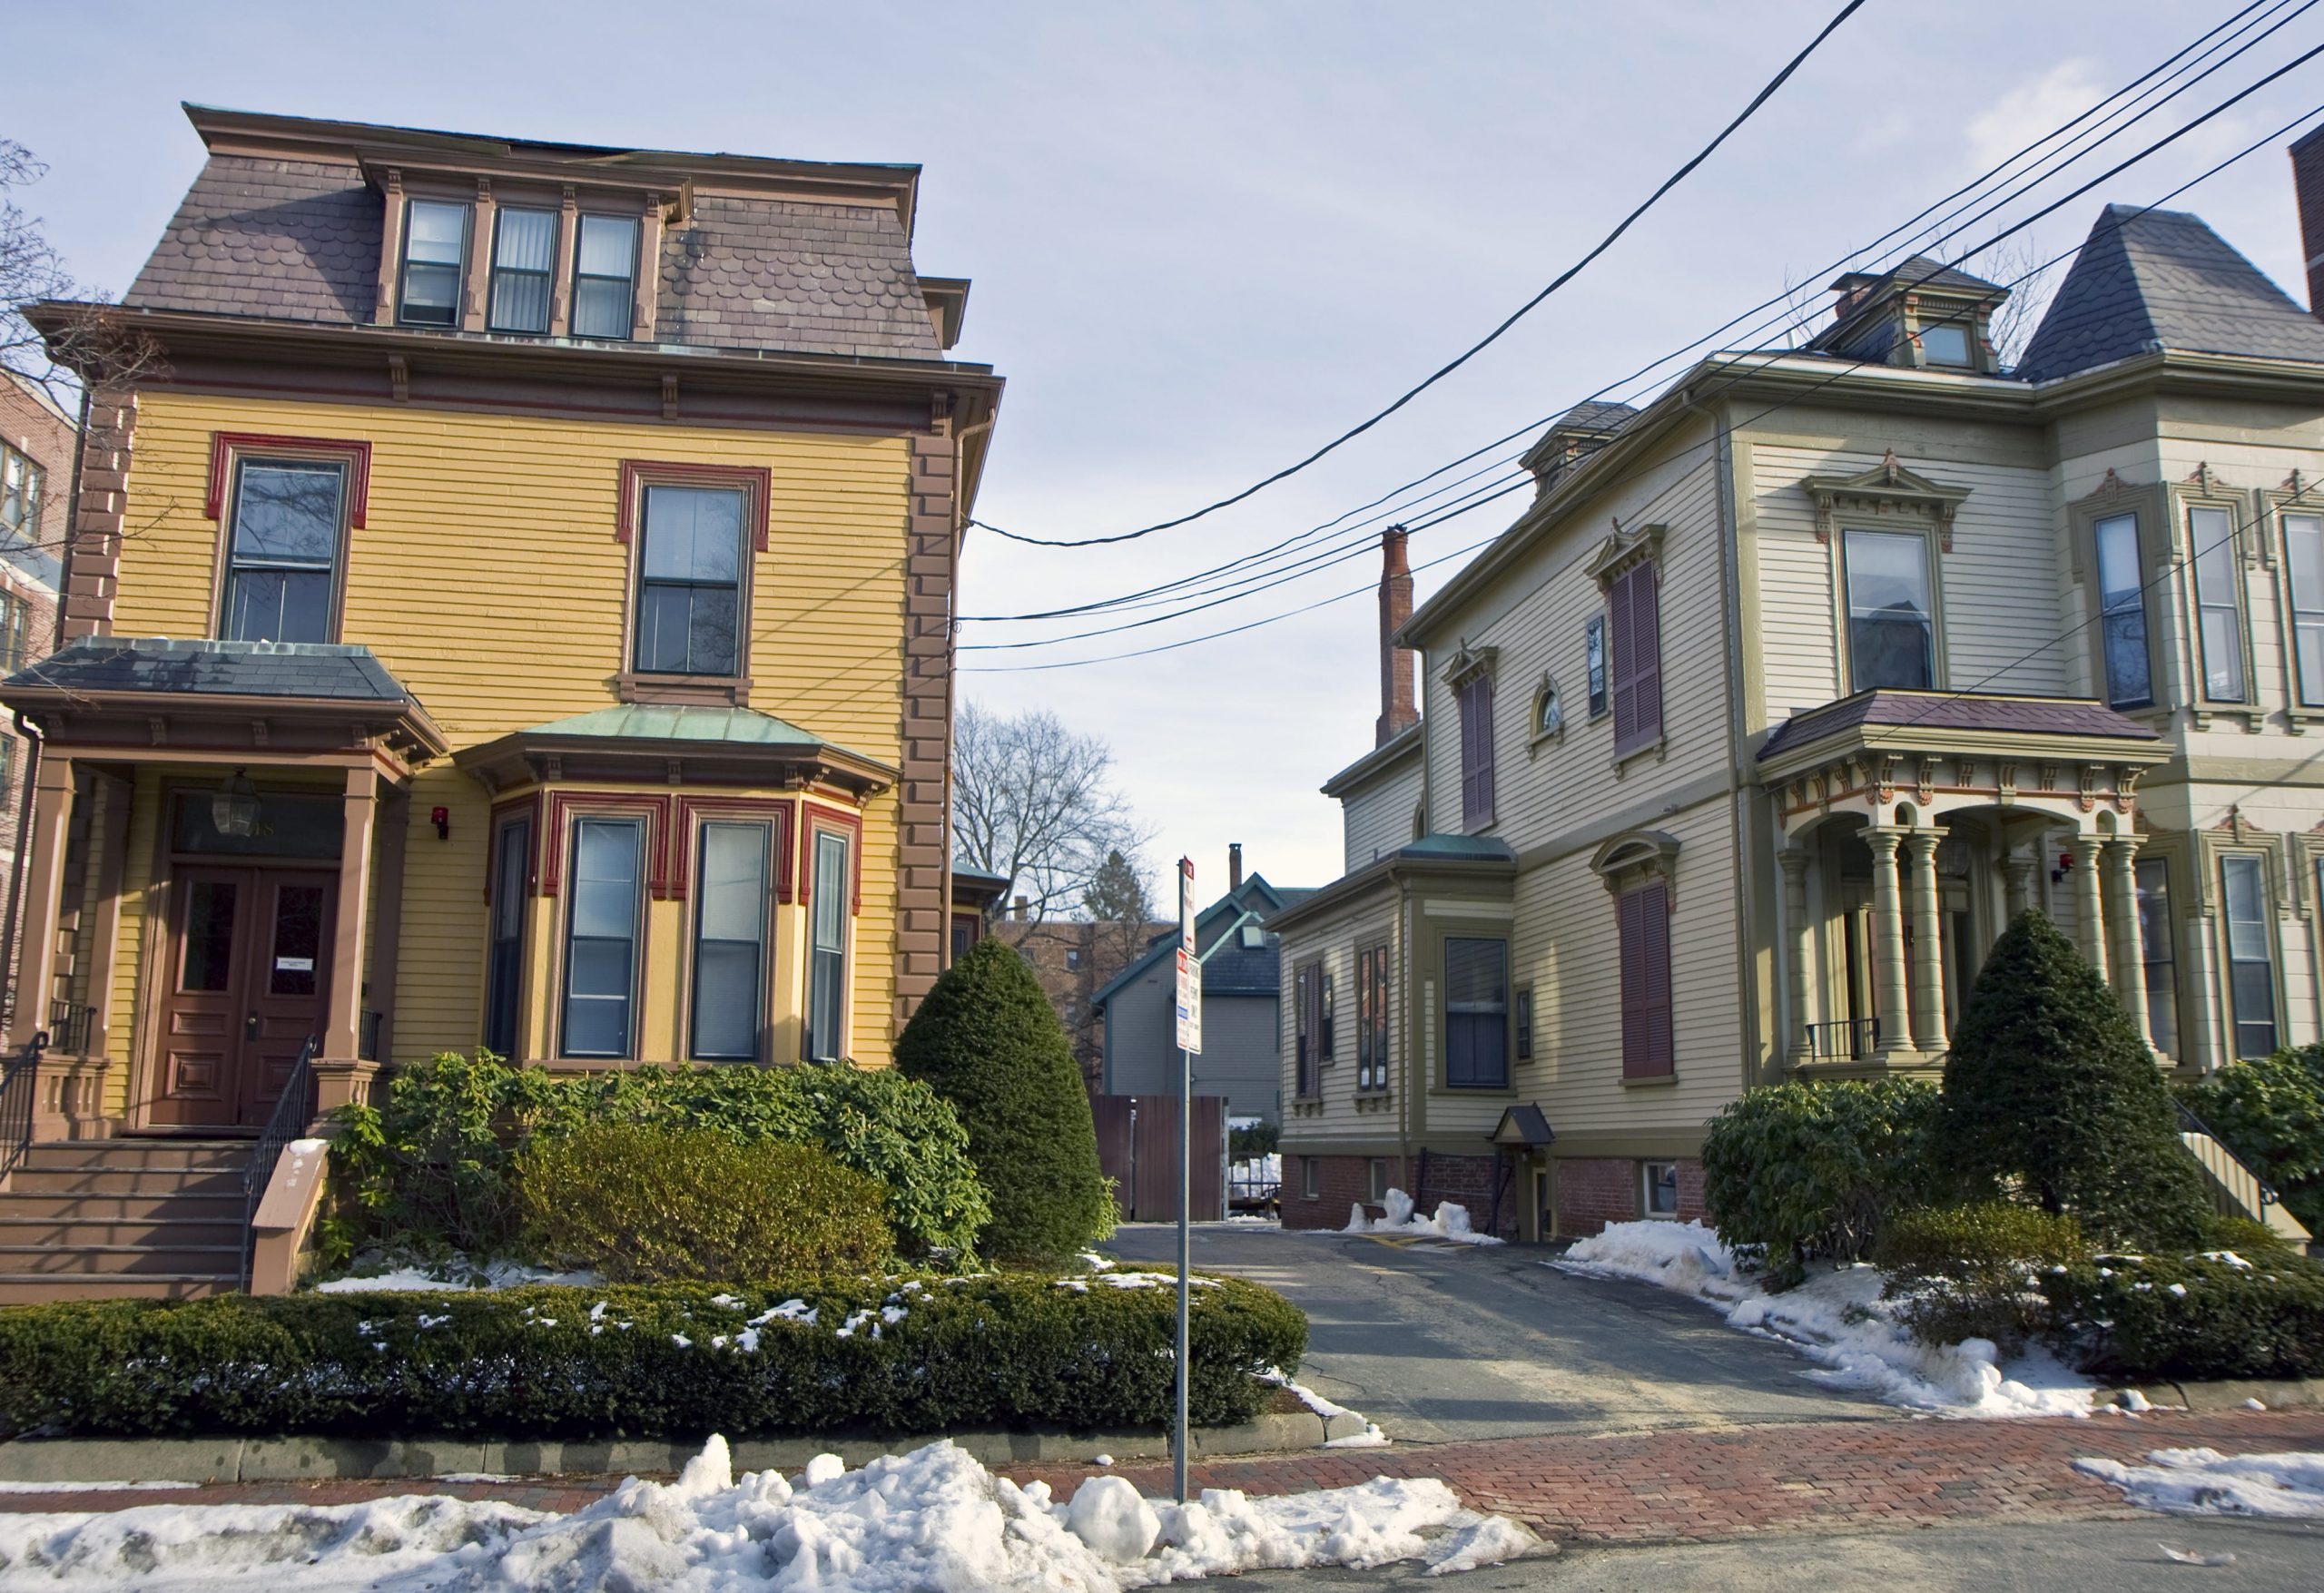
left=1278, top=1150, right=1521, bottom=1239
left=1553, top=1155, right=1706, bottom=1239
left=1281, top=1154, right=1400, bottom=1231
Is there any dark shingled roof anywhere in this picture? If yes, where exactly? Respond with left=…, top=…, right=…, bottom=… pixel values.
left=1830, top=253, right=2005, bottom=295
left=1201, top=943, right=1282, bottom=998
left=2017, top=205, right=2324, bottom=382
left=1553, top=399, right=1637, bottom=434
left=1758, top=690, right=2160, bottom=760
left=6, top=637, right=418, bottom=703
left=127, top=155, right=946, bottom=360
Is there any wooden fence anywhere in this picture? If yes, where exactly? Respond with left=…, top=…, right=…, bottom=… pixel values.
left=1089, top=1094, right=1226, bottom=1223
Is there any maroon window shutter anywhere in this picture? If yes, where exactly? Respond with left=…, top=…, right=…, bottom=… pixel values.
left=1640, top=880, right=1673, bottom=1076
left=1459, top=674, right=1493, bottom=827
left=1631, top=564, right=1664, bottom=746
left=1619, top=888, right=1647, bottom=1077
left=1474, top=674, right=1495, bottom=821
left=1610, top=568, right=1638, bottom=749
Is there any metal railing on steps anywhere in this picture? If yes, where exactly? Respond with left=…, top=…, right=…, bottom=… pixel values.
left=242, top=1034, right=319, bottom=1290
left=0, top=1030, right=43, bottom=1185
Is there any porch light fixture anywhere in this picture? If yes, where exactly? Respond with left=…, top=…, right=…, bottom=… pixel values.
left=211, top=768, right=260, bottom=838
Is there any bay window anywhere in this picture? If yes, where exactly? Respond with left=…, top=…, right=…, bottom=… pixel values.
left=691, top=821, right=770, bottom=1061
left=805, top=827, right=852, bottom=1061
left=483, top=814, right=530, bottom=1057
left=562, top=817, right=642, bottom=1057
left=2220, top=853, right=2277, bottom=1059
left=1443, top=937, right=1508, bottom=1088
left=2286, top=511, right=2324, bottom=706
left=2093, top=512, right=2152, bottom=709
left=2189, top=506, right=2247, bottom=702
left=2133, top=856, right=2179, bottom=1058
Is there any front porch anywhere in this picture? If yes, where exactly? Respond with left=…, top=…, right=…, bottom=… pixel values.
left=1759, top=689, right=2171, bottom=1076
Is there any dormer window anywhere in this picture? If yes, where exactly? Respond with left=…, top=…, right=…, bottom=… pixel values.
left=399, top=200, right=468, bottom=328
left=1918, top=322, right=1972, bottom=368
left=573, top=215, right=641, bottom=339
left=487, top=208, right=557, bottom=334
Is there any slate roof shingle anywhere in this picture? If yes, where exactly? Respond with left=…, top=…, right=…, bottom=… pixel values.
left=1830, top=253, right=2006, bottom=296
left=1758, top=690, right=2161, bottom=761
left=2017, top=205, right=2324, bottom=381
left=127, top=156, right=381, bottom=325
left=1552, top=399, right=1638, bottom=434
left=5, top=637, right=418, bottom=703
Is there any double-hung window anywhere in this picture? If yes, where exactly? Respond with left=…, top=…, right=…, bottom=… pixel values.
left=483, top=814, right=531, bottom=1057
left=0, top=592, right=26, bottom=674
left=2220, top=854, right=2277, bottom=1058
left=1608, top=561, right=1663, bottom=755
left=562, top=818, right=642, bottom=1058
left=635, top=484, right=744, bottom=675
left=805, top=828, right=852, bottom=1061
left=487, top=207, right=557, bottom=334
left=2133, top=856, right=2178, bottom=1057
left=2189, top=506, right=2247, bottom=702
left=1355, top=944, right=1389, bottom=1091
left=692, top=821, right=770, bottom=1061
left=1619, top=880, right=1674, bottom=1078
left=2093, top=513, right=2152, bottom=709
left=2285, top=512, right=2324, bottom=707
left=573, top=214, right=641, bottom=339
left=1295, top=960, right=1322, bottom=1097
left=399, top=199, right=468, bottom=328
left=1584, top=615, right=1607, bottom=717
left=222, top=458, right=346, bottom=644
left=1843, top=529, right=1934, bottom=690
left=0, top=444, right=42, bottom=546
left=1457, top=672, right=1494, bottom=828
left=1443, top=937, right=1508, bottom=1088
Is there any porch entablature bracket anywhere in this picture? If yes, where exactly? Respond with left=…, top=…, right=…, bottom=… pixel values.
left=1760, top=728, right=2167, bottom=840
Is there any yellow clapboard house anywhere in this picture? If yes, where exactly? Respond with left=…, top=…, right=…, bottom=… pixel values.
left=0, top=106, right=1001, bottom=1297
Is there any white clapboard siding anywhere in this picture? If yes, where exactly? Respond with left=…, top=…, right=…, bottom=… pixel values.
left=1276, top=894, right=1402, bottom=1146
left=1343, top=758, right=1425, bottom=874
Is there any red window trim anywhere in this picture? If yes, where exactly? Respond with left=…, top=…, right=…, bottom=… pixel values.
left=540, top=792, right=674, bottom=899
left=484, top=793, right=544, bottom=903
left=207, top=433, right=373, bottom=528
left=671, top=796, right=796, bottom=903
left=615, top=458, right=772, bottom=552
left=799, top=801, right=864, bottom=913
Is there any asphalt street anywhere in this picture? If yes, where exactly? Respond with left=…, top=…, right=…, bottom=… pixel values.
left=1099, top=1221, right=1892, bottom=1442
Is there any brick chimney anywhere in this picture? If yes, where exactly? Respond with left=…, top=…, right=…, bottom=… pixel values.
left=2296, top=127, right=2324, bottom=314
left=1228, top=842, right=1244, bottom=890
left=1376, top=526, right=1418, bottom=746
left=1010, top=894, right=1028, bottom=922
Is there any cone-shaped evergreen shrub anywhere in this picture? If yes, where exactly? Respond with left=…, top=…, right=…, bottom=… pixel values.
left=1938, top=909, right=2211, bottom=1248
left=897, top=937, right=1115, bottom=1264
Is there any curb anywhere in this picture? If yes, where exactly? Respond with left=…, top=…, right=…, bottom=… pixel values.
left=0, top=1411, right=1374, bottom=1486
left=2100, top=1376, right=2324, bottom=1412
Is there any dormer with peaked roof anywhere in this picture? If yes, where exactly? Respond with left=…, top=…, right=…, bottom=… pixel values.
left=1806, top=253, right=2010, bottom=374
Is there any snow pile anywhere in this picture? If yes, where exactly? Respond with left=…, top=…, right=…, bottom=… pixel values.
left=2076, top=1448, right=2324, bottom=1519
left=313, top=1258, right=602, bottom=1293
left=1555, top=1220, right=2093, bottom=1418
left=1342, top=1188, right=1505, bottom=1247
left=0, top=1437, right=1536, bottom=1588
left=1260, top=1367, right=1390, bottom=1449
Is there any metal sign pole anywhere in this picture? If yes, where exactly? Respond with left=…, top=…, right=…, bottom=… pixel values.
left=1171, top=855, right=1200, bottom=1505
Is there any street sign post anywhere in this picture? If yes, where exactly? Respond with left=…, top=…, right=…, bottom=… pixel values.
left=1172, top=855, right=1200, bottom=1502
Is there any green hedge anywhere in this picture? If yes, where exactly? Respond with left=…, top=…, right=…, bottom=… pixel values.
left=330, top=1054, right=990, bottom=1263
left=0, top=1273, right=1305, bottom=1441
left=2043, top=1252, right=2324, bottom=1382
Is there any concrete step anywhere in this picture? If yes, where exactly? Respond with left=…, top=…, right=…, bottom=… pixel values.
left=0, top=1192, right=245, bottom=1223
left=0, top=1244, right=247, bottom=1277
left=0, top=1273, right=239, bottom=1304
left=20, top=1141, right=252, bottom=1175
left=0, top=1216, right=248, bottom=1248
left=4, top=1167, right=247, bottom=1199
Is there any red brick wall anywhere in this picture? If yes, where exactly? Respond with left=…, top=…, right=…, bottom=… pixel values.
left=2295, top=127, right=2324, bottom=314
left=1278, top=1150, right=1521, bottom=1239
left=0, top=375, right=70, bottom=1012
left=1552, top=1155, right=1707, bottom=1239
left=1281, top=1153, right=1402, bottom=1230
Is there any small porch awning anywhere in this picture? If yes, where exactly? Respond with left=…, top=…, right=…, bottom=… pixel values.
left=0, top=637, right=448, bottom=770
left=455, top=704, right=897, bottom=797
left=1491, top=1103, right=1555, bottom=1149
left=1757, top=689, right=2168, bottom=837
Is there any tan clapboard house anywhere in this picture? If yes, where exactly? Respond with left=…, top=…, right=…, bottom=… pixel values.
left=0, top=106, right=1001, bottom=1298
left=1275, top=134, right=2324, bottom=1244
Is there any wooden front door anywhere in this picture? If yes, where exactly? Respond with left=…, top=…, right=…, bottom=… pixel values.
left=153, top=867, right=335, bottom=1129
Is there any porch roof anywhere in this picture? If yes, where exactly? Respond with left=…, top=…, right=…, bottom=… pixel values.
left=453, top=703, right=897, bottom=796
left=1759, top=689, right=2162, bottom=765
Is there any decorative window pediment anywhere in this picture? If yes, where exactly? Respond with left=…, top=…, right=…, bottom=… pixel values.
left=1801, top=450, right=1970, bottom=552
left=1442, top=641, right=1499, bottom=685
left=1584, top=520, right=1666, bottom=590
left=1591, top=829, right=1680, bottom=897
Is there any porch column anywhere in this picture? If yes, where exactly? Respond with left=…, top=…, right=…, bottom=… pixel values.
left=2071, top=838, right=2109, bottom=983
left=2103, top=836, right=2154, bottom=1048
left=2002, top=845, right=2038, bottom=922
left=5, top=755, right=74, bottom=1050
left=321, top=765, right=378, bottom=1062
left=1905, top=829, right=1948, bottom=1054
left=1866, top=827, right=1912, bottom=1056
left=1778, top=847, right=1813, bottom=1062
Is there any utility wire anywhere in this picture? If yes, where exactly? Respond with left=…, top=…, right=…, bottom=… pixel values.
left=976, top=0, right=1868, bottom=549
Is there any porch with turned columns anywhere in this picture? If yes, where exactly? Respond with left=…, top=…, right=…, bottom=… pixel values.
left=1758, top=689, right=2171, bottom=1075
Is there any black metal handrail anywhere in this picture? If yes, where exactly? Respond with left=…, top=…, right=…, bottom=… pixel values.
left=1804, top=1017, right=1880, bottom=1060
left=45, top=1001, right=94, bottom=1057
left=2174, top=1098, right=2280, bottom=1210
left=242, top=1034, right=320, bottom=1288
left=0, top=1030, right=44, bottom=1185
left=358, top=1009, right=383, bottom=1063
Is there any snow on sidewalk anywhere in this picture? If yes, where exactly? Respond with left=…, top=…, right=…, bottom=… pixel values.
left=0, top=1436, right=1537, bottom=1589
left=1552, top=1219, right=2094, bottom=1419
left=2076, top=1448, right=2324, bottom=1519
left=1337, top=1188, right=1504, bottom=1246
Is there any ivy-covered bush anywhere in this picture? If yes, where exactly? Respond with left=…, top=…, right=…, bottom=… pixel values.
left=1699, top=1078, right=1939, bottom=1288
left=2177, top=1046, right=2324, bottom=1237
left=0, top=1274, right=1306, bottom=1441
left=1874, top=1202, right=2087, bottom=1353
left=2043, top=1250, right=2324, bottom=1381
left=329, top=1054, right=990, bottom=1264
left=1939, top=910, right=2211, bottom=1249
left=517, top=1126, right=893, bottom=1283
left=897, top=939, right=1115, bottom=1264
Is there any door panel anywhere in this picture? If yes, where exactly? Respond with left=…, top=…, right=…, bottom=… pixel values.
left=151, top=866, right=336, bottom=1130
left=241, top=873, right=334, bottom=1125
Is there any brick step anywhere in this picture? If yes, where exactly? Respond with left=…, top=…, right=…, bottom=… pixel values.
left=0, top=1191, right=245, bottom=1223
left=20, top=1141, right=252, bottom=1174
left=0, top=1216, right=247, bottom=1248
left=0, top=1274, right=238, bottom=1304
left=3, top=1168, right=247, bottom=1198
left=0, top=1243, right=247, bottom=1277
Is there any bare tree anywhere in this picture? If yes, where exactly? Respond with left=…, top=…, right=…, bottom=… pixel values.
left=952, top=703, right=1151, bottom=927
left=2, top=139, right=163, bottom=423
left=1955, top=237, right=2053, bottom=371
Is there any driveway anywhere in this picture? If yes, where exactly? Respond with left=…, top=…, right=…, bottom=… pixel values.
left=1101, top=1223, right=1891, bottom=1442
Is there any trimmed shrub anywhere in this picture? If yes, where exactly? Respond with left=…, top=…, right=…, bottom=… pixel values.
left=516, top=1126, right=892, bottom=1283
left=0, top=1274, right=1306, bottom=1441
left=1875, top=1202, right=2087, bottom=1353
left=2043, top=1250, right=2324, bottom=1381
left=2177, top=1046, right=2324, bottom=1236
left=330, top=1055, right=990, bottom=1263
left=1700, top=1078, right=1939, bottom=1288
left=897, top=939, right=1115, bottom=1264
left=1938, top=910, right=2211, bottom=1249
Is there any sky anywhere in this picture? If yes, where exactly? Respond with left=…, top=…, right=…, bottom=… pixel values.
left=6, top=0, right=2322, bottom=903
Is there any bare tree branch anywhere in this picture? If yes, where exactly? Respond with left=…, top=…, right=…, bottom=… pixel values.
left=1, top=139, right=164, bottom=411
left=951, top=703, right=1152, bottom=929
